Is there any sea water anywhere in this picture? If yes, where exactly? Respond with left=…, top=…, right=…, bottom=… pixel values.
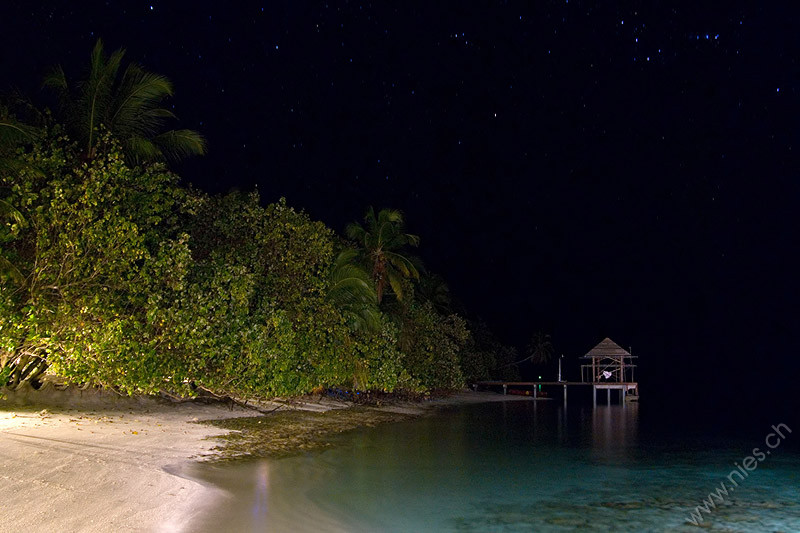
left=187, top=400, right=800, bottom=532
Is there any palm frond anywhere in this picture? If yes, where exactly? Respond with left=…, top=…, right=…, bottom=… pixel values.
left=345, top=222, right=367, bottom=244
left=405, top=233, right=420, bottom=247
left=328, top=250, right=381, bottom=332
left=385, top=251, right=420, bottom=279
left=42, top=65, right=82, bottom=134
left=346, top=207, right=424, bottom=304
left=387, top=271, right=405, bottom=302
left=110, top=65, right=174, bottom=131
left=43, top=39, right=204, bottom=165
left=0, top=118, right=39, bottom=146
left=0, top=157, right=23, bottom=176
left=83, top=40, right=125, bottom=150
left=152, top=129, right=207, bottom=162
left=330, top=269, right=372, bottom=296
left=334, top=247, right=361, bottom=267
left=347, top=305, right=382, bottom=332
left=377, top=208, right=403, bottom=224
left=527, top=332, right=555, bottom=366
left=363, top=205, right=377, bottom=225
left=375, top=211, right=400, bottom=246
left=329, top=251, right=376, bottom=304
left=0, top=154, right=44, bottom=179
left=125, top=135, right=162, bottom=165
left=42, top=65, right=68, bottom=91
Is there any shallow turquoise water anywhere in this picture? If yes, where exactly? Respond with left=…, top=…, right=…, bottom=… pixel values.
left=189, top=401, right=800, bottom=532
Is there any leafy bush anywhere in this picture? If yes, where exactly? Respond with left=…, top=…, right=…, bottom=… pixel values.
left=398, top=302, right=467, bottom=390
left=0, top=132, right=189, bottom=392
left=1, top=130, right=512, bottom=398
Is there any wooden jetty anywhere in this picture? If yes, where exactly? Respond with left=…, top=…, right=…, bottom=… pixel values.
left=476, top=337, right=638, bottom=406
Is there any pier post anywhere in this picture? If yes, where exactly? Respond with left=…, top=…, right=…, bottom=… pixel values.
left=533, top=386, right=537, bottom=399
left=607, top=388, right=611, bottom=405
left=503, top=384, right=507, bottom=395
left=592, top=385, right=596, bottom=407
left=563, top=385, right=567, bottom=405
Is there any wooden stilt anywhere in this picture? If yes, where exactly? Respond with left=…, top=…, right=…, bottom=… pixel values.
left=472, top=379, right=638, bottom=407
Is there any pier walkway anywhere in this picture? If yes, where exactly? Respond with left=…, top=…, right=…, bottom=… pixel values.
left=474, top=381, right=638, bottom=405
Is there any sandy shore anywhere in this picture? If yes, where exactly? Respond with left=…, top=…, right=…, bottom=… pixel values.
left=0, top=399, right=262, bottom=532
left=0, top=387, right=525, bottom=532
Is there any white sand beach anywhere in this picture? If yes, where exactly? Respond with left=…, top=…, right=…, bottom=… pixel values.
left=0, top=388, right=522, bottom=532
left=0, top=388, right=263, bottom=533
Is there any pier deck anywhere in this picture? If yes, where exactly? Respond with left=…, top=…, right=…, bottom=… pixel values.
left=474, top=381, right=638, bottom=405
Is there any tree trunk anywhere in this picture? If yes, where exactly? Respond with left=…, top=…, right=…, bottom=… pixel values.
left=9, top=353, right=30, bottom=389
left=19, top=356, right=47, bottom=383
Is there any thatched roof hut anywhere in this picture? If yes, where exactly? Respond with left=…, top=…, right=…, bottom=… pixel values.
left=580, top=337, right=637, bottom=383
left=584, top=337, right=631, bottom=358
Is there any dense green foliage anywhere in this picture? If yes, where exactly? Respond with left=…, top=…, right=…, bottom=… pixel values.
left=461, top=320, right=521, bottom=382
left=0, top=131, right=188, bottom=390
left=397, top=302, right=467, bottom=390
left=0, top=133, right=516, bottom=397
left=1, top=45, right=519, bottom=399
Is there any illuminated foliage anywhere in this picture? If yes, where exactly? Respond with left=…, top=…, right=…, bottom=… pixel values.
left=0, top=41, right=525, bottom=400
left=0, top=130, right=187, bottom=391
left=0, top=131, right=508, bottom=398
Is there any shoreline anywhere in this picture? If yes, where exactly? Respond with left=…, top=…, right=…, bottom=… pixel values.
left=0, top=392, right=260, bottom=532
left=202, top=390, right=533, bottom=462
left=0, top=387, right=528, bottom=532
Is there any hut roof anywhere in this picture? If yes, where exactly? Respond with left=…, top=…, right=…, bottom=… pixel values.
left=583, top=337, right=634, bottom=358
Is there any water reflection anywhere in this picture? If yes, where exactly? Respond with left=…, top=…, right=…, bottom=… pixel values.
left=251, top=462, right=269, bottom=521
left=187, top=400, right=800, bottom=533
left=590, top=404, right=639, bottom=461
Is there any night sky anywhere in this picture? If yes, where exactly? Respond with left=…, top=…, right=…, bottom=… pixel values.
left=2, top=2, right=798, bottom=412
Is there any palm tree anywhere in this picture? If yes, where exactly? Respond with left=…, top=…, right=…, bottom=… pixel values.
left=327, top=249, right=381, bottom=332
left=345, top=207, right=420, bottom=304
left=526, top=331, right=554, bottom=367
left=43, top=39, right=205, bottom=164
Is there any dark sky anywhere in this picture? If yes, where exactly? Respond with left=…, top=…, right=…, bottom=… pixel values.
left=2, top=1, right=798, bottom=407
